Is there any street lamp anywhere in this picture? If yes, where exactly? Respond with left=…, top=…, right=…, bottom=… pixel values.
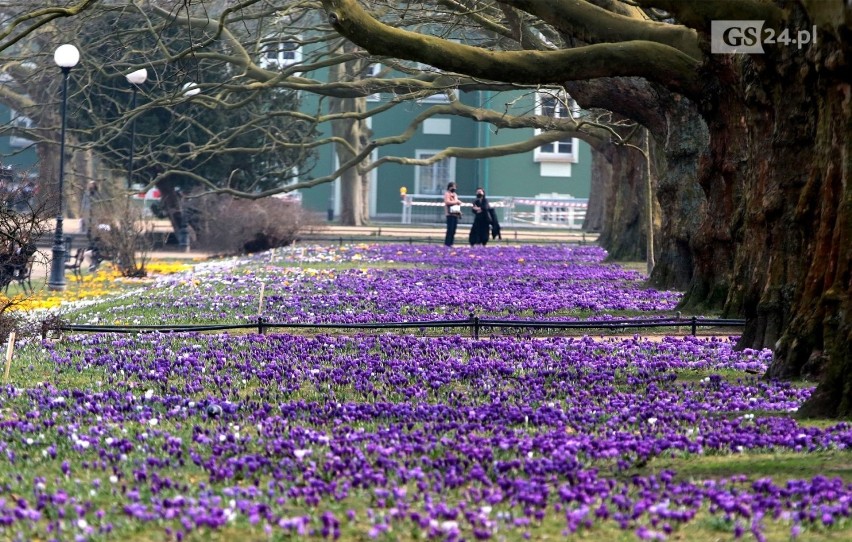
left=182, top=82, right=200, bottom=97
left=177, top=82, right=200, bottom=250
left=125, top=68, right=147, bottom=189
left=47, top=44, right=80, bottom=291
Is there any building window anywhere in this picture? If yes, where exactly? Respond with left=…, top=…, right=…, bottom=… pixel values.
left=422, top=118, right=451, bottom=135
left=415, top=150, right=455, bottom=195
left=259, top=38, right=302, bottom=69
left=364, top=63, right=382, bottom=102
left=534, top=92, right=578, bottom=163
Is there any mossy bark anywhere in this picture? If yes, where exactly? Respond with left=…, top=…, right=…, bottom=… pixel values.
left=649, top=97, right=708, bottom=292
left=690, top=12, right=851, bottom=417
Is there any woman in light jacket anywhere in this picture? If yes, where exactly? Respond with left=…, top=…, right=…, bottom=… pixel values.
left=443, top=182, right=462, bottom=246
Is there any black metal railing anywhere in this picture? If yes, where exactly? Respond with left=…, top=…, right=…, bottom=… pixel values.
left=56, top=314, right=746, bottom=339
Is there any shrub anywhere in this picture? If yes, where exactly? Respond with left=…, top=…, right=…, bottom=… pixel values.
left=188, top=195, right=321, bottom=254
left=90, top=196, right=153, bottom=277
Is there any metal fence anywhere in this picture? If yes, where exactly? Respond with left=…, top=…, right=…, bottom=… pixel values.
left=57, top=315, right=745, bottom=340
left=401, top=194, right=588, bottom=229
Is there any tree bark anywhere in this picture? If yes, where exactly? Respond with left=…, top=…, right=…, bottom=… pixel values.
left=676, top=58, right=747, bottom=313
left=779, top=79, right=851, bottom=418
left=157, top=179, right=185, bottom=238
left=327, top=41, right=370, bottom=226
left=329, top=100, right=368, bottom=226
left=595, top=142, right=653, bottom=261
left=687, top=11, right=851, bottom=418
left=583, top=149, right=610, bottom=232
left=648, top=96, right=708, bottom=292
left=36, top=136, right=61, bottom=215
left=561, top=79, right=708, bottom=291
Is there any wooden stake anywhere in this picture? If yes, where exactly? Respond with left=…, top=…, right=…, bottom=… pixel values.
left=257, top=282, right=266, bottom=317
left=4, top=331, right=16, bottom=384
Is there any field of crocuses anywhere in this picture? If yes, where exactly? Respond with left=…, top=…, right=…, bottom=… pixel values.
left=1, top=244, right=850, bottom=541
left=70, top=245, right=681, bottom=326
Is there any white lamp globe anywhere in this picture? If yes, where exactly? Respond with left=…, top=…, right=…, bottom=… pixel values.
left=54, top=44, right=80, bottom=68
left=182, top=82, right=201, bottom=96
left=126, top=68, right=148, bottom=85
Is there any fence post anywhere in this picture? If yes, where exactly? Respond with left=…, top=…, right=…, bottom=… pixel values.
left=258, top=317, right=266, bottom=335
left=691, top=316, right=697, bottom=336
left=469, top=313, right=480, bottom=340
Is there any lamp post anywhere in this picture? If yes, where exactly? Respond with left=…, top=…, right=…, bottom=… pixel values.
left=125, top=68, right=147, bottom=189
left=47, top=44, right=80, bottom=292
left=178, top=82, right=200, bottom=250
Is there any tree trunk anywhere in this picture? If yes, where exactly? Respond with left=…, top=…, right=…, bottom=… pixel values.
left=327, top=42, right=370, bottom=226
left=583, top=148, right=609, bottom=232
left=156, top=179, right=187, bottom=240
left=360, top=151, right=372, bottom=223
left=336, top=153, right=364, bottom=225
left=595, top=141, right=660, bottom=262
left=665, top=56, right=749, bottom=316
left=66, top=146, right=94, bottom=220
left=564, top=80, right=706, bottom=291
left=687, top=12, right=851, bottom=417
left=779, top=79, right=851, bottom=417
left=649, top=97, right=708, bottom=292
left=36, top=135, right=61, bottom=214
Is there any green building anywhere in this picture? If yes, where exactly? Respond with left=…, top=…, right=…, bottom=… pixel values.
left=2, top=41, right=591, bottom=226
left=297, top=85, right=591, bottom=222
left=0, top=104, right=38, bottom=176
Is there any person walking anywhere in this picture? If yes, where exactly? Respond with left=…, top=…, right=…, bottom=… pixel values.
left=443, top=181, right=462, bottom=246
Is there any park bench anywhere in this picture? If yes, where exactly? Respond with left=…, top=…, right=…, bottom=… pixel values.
left=0, top=243, right=37, bottom=294
left=65, top=247, right=86, bottom=281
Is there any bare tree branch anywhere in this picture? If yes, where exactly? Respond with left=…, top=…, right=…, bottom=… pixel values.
left=321, top=0, right=702, bottom=95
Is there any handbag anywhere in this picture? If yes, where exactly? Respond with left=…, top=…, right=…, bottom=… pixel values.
left=449, top=204, right=461, bottom=215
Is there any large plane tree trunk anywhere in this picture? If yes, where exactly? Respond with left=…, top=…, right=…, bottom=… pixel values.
left=595, top=142, right=660, bottom=261
left=583, top=149, right=610, bottom=232
left=688, top=12, right=851, bottom=417
left=566, top=80, right=707, bottom=291
left=328, top=41, right=370, bottom=226
left=678, top=57, right=748, bottom=314
left=649, top=97, right=708, bottom=292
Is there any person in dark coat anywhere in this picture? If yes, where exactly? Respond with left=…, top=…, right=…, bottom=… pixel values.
left=468, top=187, right=492, bottom=246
